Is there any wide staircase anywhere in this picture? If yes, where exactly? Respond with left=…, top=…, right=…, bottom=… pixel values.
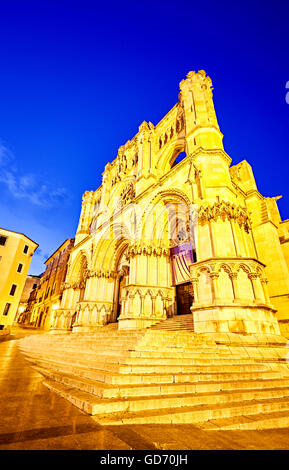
left=18, top=316, right=289, bottom=430
left=150, top=315, right=194, bottom=331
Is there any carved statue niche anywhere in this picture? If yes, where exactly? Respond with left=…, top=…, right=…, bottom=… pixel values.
left=90, top=199, right=101, bottom=234
left=120, top=182, right=136, bottom=208
left=119, top=265, right=129, bottom=278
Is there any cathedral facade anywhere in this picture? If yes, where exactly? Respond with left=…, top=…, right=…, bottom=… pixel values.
left=52, top=70, right=289, bottom=337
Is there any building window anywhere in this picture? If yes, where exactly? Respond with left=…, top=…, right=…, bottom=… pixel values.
left=0, top=325, right=4, bottom=330
left=45, top=287, right=50, bottom=299
left=23, top=245, right=29, bottom=254
left=33, top=283, right=38, bottom=289
left=9, top=284, right=17, bottom=296
left=17, top=263, right=23, bottom=273
left=171, top=151, right=187, bottom=168
left=3, top=303, right=11, bottom=316
left=0, top=236, right=7, bottom=246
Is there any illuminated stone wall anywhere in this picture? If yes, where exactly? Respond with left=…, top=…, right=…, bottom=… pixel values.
left=52, top=70, right=289, bottom=335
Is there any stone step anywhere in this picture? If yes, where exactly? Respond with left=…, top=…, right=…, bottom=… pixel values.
left=25, top=355, right=274, bottom=375
left=97, top=398, right=289, bottom=425
left=21, top=344, right=245, bottom=358
left=213, top=337, right=289, bottom=348
left=35, top=330, right=214, bottom=344
left=23, top=355, right=285, bottom=379
left=151, top=327, right=194, bottom=330
left=18, top=325, right=289, bottom=430
left=215, top=339, right=289, bottom=348
left=21, top=334, right=143, bottom=344
left=21, top=346, right=243, bottom=359
left=30, top=338, right=289, bottom=357
left=32, top=360, right=283, bottom=385
left=20, top=342, right=289, bottom=363
left=36, top=366, right=289, bottom=399
left=38, top=361, right=289, bottom=399
left=23, top=340, right=214, bottom=352
left=21, top=348, right=280, bottom=366
left=201, top=410, right=289, bottom=430
left=20, top=340, right=227, bottom=353
left=150, top=316, right=195, bottom=330
left=21, top=338, right=142, bottom=349
left=24, top=334, right=289, bottom=359
left=42, top=378, right=289, bottom=420
left=128, top=349, right=286, bottom=359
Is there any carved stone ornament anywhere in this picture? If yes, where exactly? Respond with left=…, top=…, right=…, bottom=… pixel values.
left=198, top=200, right=251, bottom=232
left=120, top=182, right=135, bottom=208
left=127, top=242, right=170, bottom=258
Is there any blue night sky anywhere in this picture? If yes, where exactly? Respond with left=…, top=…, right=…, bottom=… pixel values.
left=0, top=0, right=288, bottom=275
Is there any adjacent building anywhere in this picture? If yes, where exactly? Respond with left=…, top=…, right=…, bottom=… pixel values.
left=16, top=274, right=41, bottom=324
left=22, top=238, right=74, bottom=330
left=0, top=228, right=38, bottom=331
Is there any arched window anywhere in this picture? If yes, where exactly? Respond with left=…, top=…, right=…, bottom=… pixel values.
left=171, top=152, right=187, bottom=168
left=90, top=216, right=98, bottom=234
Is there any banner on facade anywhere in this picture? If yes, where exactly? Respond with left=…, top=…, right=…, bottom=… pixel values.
left=170, top=242, right=194, bottom=286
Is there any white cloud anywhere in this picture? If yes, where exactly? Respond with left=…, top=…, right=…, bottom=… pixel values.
left=0, top=143, right=13, bottom=166
left=0, top=142, right=68, bottom=208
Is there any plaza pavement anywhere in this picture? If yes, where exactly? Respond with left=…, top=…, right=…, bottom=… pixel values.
left=1, top=328, right=289, bottom=450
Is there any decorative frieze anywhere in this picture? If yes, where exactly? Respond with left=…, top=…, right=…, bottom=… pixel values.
left=190, top=257, right=272, bottom=309
left=62, top=269, right=117, bottom=291
left=198, top=200, right=251, bottom=232
left=118, top=285, right=175, bottom=322
left=119, top=182, right=136, bottom=207
left=51, top=308, right=76, bottom=330
left=126, top=242, right=170, bottom=259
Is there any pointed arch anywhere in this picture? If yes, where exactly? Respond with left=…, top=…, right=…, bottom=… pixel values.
left=68, top=250, right=89, bottom=284
left=92, top=223, right=130, bottom=273
left=140, top=189, right=193, bottom=244
left=155, top=138, right=187, bottom=174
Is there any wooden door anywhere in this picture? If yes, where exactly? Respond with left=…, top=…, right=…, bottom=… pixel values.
left=176, top=282, right=194, bottom=315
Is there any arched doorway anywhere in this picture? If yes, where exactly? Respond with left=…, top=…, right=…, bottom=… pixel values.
left=166, top=196, right=196, bottom=315
left=142, top=189, right=197, bottom=317
left=176, top=283, right=194, bottom=315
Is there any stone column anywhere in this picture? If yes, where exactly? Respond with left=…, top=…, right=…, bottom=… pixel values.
left=140, top=294, right=145, bottom=316
left=261, top=278, right=271, bottom=304
left=210, top=272, right=220, bottom=303
left=191, top=278, right=199, bottom=305
left=248, top=273, right=263, bottom=303
left=229, top=272, right=240, bottom=303
left=151, top=296, right=156, bottom=317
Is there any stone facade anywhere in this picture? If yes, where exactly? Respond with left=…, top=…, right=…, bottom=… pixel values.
left=52, top=70, right=289, bottom=336
left=15, top=274, right=41, bottom=323
left=21, top=239, right=74, bottom=330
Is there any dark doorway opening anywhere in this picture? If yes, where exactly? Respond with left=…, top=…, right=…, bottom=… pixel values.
left=116, top=275, right=124, bottom=320
left=116, top=273, right=128, bottom=321
left=176, top=282, right=194, bottom=315
left=71, top=312, right=77, bottom=328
